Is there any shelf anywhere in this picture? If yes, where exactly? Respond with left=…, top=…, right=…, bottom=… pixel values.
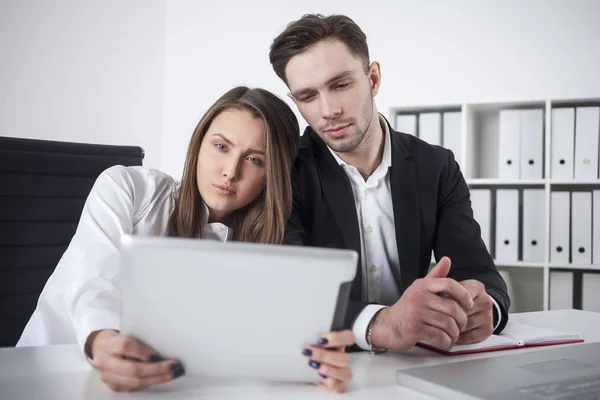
left=549, top=264, right=600, bottom=271
left=495, top=261, right=546, bottom=268
left=549, top=180, right=600, bottom=185
left=466, top=179, right=546, bottom=186
left=466, top=179, right=600, bottom=186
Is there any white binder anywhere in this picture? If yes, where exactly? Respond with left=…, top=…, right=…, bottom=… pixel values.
left=442, top=112, right=463, bottom=167
left=574, top=107, right=600, bottom=180
left=498, top=110, right=521, bottom=179
left=594, top=190, right=600, bottom=264
left=551, top=108, right=575, bottom=180
left=519, top=109, right=544, bottom=179
left=582, top=273, right=600, bottom=312
left=549, top=271, right=574, bottom=310
left=470, top=189, right=492, bottom=252
left=522, top=189, right=545, bottom=262
left=495, top=189, right=519, bottom=262
left=571, top=191, right=592, bottom=265
left=395, top=114, right=417, bottom=136
left=418, top=112, right=441, bottom=146
left=550, top=192, right=570, bottom=264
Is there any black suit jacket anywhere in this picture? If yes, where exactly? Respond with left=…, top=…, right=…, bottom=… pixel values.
left=284, top=118, right=510, bottom=335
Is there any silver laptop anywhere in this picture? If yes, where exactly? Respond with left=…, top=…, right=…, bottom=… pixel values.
left=396, top=342, right=600, bottom=399
left=119, top=235, right=357, bottom=382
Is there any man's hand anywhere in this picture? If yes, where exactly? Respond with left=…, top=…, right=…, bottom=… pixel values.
left=456, top=280, right=495, bottom=344
left=370, top=257, right=473, bottom=351
left=88, top=329, right=184, bottom=392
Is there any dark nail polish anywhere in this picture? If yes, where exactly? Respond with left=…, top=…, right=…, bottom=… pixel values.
left=308, top=360, right=321, bottom=369
left=317, top=337, right=328, bottom=346
left=170, top=363, right=185, bottom=379
left=149, top=354, right=163, bottom=362
left=302, top=348, right=313, bottom=357
left=319, top=373, right=328, bottom=379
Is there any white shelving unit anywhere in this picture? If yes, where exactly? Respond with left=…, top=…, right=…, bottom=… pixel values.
left=391, top=98, right=600, bottom=313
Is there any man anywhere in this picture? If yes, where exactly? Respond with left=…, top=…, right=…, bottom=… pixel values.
left=269, top=14, right=509, bottom=353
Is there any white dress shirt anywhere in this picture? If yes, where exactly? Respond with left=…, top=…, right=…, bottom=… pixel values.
left=329, top=117, right=502, bottom=350
left=17, top=166, right=231, bottom=351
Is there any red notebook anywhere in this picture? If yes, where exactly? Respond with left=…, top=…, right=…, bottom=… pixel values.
left=418, top=321, right=584, bottom=356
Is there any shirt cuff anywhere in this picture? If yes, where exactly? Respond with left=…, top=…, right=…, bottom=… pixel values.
left=351, top=304, right=387, bottom=350
left=73, top=311, right=121, bottom=357
left=489, top=295, right=502, bottom=331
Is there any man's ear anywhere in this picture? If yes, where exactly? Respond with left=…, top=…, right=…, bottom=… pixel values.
left=367, top=61, right=382, bottom=97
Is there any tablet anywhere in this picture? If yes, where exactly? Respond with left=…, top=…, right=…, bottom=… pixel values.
left=120, top=235, right=357, bottom=382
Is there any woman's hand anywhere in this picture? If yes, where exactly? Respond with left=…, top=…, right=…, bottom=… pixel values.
left=302, top=330, right=355, bottom=393
left=87, top=329, right=185, bottom=392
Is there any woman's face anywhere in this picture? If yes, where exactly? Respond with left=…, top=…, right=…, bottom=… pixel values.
left=196, top=108, right=267, bottom=223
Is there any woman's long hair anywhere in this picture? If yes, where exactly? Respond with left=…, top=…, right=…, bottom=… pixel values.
left=166, top=86, right=299, bottom=244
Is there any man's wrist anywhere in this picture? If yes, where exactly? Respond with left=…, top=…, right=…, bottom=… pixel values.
left=369, top=307, right=391, bottom=349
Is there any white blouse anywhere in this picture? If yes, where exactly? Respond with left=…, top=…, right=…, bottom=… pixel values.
left=16, top=166, right=231, bottom=351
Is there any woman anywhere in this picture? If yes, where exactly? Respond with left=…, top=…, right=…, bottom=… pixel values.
left=17, top=87, right=355, bottom=393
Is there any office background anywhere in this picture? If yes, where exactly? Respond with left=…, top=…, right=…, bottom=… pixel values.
left=1, top=0, right=599, bottom=178
left=1, top=0, right=600, bottom=315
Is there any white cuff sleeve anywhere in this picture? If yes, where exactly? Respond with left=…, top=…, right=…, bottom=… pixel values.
left=490, top=295, right=502, bottom=331
left=74, top=311, right=121, bottom=356
left=351, top=304, right=387, bottom=350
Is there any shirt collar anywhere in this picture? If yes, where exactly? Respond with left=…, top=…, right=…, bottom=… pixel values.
left=202, top=202, right=232, bottom=242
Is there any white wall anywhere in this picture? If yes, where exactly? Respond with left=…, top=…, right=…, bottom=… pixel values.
left=162, top=0, right=600, bottom=178
left=3, top=1, right=600, bottom=177
left=0, top=0, right=166, bottom=168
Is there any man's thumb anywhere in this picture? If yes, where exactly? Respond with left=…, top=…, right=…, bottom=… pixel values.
left=426, top=256, right=451, bottom=279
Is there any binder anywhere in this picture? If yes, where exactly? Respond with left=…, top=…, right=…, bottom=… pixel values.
left=574, top=107, right=600, bottom=180
left=419, top=112, right=441, bottom=146
left=520, top=109, right=544, bottom=179
left=551, top=108, right=575, bottom=180
left=582, top=273, right=600, bottom=312
left=395, top=114, right=417, bottom=136
left=443, top=112, right=463, bottom=167
left=549, top=271, right=574, bottom=310
left=495, top=189, right=519, bottom=262
left=550, top=192, right=570, bottom=264
left=470, top=189, right=492, bottom=252
left=594, top=190, right=600, bottom=264
left=522, top=189, right=545, bottom=262
left=571, top=191, right=592, bottom=265
left=498, top=110, right=521, bottom=179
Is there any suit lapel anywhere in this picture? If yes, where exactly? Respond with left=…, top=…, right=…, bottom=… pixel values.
left=389, top=128, right=420, bottom=293
left=310, top=131, right=361, bottom=256
left=309, top=130, right=363, bottom=296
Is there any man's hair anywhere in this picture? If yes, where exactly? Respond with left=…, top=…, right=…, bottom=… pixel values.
left=269, top=14, right=370, bottom=84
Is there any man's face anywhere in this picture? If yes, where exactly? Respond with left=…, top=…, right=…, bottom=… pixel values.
left=285, top=39, right=380, bottom=153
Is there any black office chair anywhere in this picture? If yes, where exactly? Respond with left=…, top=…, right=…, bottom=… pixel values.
left=0, top=136, right=144, bottom=347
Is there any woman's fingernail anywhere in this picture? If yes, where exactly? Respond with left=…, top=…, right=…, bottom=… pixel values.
left=170, top=363, right=185, bottom=379
left=149, top=354, right=163, bottom=362
left=319, top=373, right=328, bottom=379
left=302, top=348, right=313, bottom=357
left=317, top=337, right=328, bottom=346
left=308, top=360, right=320, bottom=369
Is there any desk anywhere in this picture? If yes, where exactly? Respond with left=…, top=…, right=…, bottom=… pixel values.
left=1, top=310, right=599, bottom=399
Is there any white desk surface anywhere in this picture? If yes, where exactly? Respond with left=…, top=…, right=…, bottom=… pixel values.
left=1, top=309, right=599, bottom=400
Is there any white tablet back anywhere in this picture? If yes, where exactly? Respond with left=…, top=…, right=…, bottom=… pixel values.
left=120, top=235, right=357, bottom=382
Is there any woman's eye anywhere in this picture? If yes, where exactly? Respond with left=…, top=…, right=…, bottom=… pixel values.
left=247, top=156, right=263, bottom=166
left=215, top=143, right=227, bottom=151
